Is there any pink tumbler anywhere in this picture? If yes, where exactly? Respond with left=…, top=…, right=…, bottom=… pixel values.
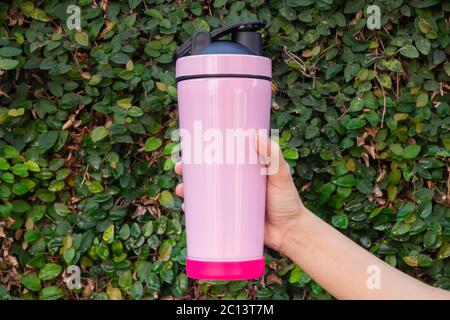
left=176, top=21, right=272, bottom=280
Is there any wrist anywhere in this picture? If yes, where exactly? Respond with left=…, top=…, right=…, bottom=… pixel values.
left=278, top=206, right=312, bottom=256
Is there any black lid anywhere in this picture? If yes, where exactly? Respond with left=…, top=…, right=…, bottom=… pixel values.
left=176, top=20, right=266, bottom=60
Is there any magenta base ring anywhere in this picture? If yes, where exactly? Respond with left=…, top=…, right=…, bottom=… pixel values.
left=186, top=257, right=265, bottom=281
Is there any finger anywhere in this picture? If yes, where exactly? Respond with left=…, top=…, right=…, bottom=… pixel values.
left=181, top=203, right=185, bottom=211
left=175, top=183, right=184, bottom=198
left=255, top=131, right=292, bottom=184
left=174, top=161, right=183, bottom=175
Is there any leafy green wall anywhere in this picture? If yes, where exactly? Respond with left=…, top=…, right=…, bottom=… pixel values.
left=0, top=0, right=449, bottom=300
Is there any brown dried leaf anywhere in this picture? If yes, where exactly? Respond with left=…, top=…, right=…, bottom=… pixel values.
left=363, top=144, right=377, bottom=159
left=373, top=185, right=383, bottom=197
left=132, top=205, right=147, bottom=219
left=266, top=273, right=283, bottom=285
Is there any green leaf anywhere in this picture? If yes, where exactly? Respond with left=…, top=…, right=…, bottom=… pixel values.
left=356, top=179, right=372, bottom=194
left=0, top=186, right=11, bottom=201
left=36, top=189, right=56, bottom=203
left=213, top=0, right=228, bottom=7
left=48, top=180, right=65, bottom=192
left=118, top=270, right=132, bottom=291
left=392, top=221, right=410, bottom=235
left=343, top=0, right=364, bottom=13
left=332, top=174, right=357, bottom=187
left=63, top=248, right=75, bottom=264
left=416, top=92, right=428, bottom=107
left=369, top=207, right=383, bottom=219
left=289, top=265, right=312, bottom=285
left=0, top=47, right=22, bottom=57
left=36, top=131, right=58, bottom=151
left=143, top=221, right=153, bottom=237
left=128, top=0, right=143, bottom=9
left=0, top=158, right=10, bottom=170
left=399, top=45, right=419, bottom=58
left=19, top=2, right=35, bottom=16
left=417, top=201, right=432, bottom=218
left=28, top=205, right=46, bottom=222
left=403, top=145, right=421, bottom=159
left=111, top=53, right=130, bottom=64
left=344, top=63, right=360, bottom=82
left=12, top=179, right=36, bottom=195
left=49, top=63, right=72, bottom=75
left=414, top=37, right=431, bottom=55
left=130, top=281, right=144, bottom=300
left=103, top=224, right=115, bottom=244
left=87, top=180, right=104, bottom=193
left=39, top=263, right=63, bottom=281
left=106, top=285, right=122, bottom=300
left=389, top=144, right=404, bottom=157
left=378, top=74, right=392, bottom=89
left=31, top=8, right=49, bottom=22
left=160, top=19, right=171, bottom=29
left=74, top=31, right=89, bottom=46
left=24, top=230, right=39, bottom=243
left=423, top=231, right=437, bottom=248
left=0, top=285, right=9, bottom=300
left=144, top=137, right=162, bottom=152
left=283, top=148, right=299, bottom=160
left=286, top=0, right=314, bottom=6
left=384, top=59, right=404, bottom=73
left=396, top=203, right=415, bottom=221
left=3, top=146, right=19, bottom=158
left=342, top=117, right=366, bottom=129
left=159, top=190, right=174, bottom=208
left=54, top=203, right=71, bottom=217
left=433, top=50, right=445, bottom=65
left=331, top=214, right=348, bottom=229
left=173, top=273, right=188, bottom=296
left=303, top=29, right=319, bottom=44
left=0, top=59, right=19, bottom=70
left=438, top=242, right=450, bottom=260
left=1, top=172, right=14, bottom=183
left=145, top=9, right=163, bottom=20
left=24, top=161, right=40, bottom=172
left=12, top=164, right=28, bottom=177
left=163, top=158, right=175, bottom=171
left=402, top=255, right=418, bottom=267
left=444, top=63, right=450, bottom=77
left=280, top=7, right=297, bottom=21
left=39, top=286, right=64, bottom=300
left=409, top=0, right=440, bottom=8
left=349, top=98, right=364, bottom=112
left=119, top=224, right=130, bottom=240
left=90, top=126, right=109, bottom=142
left=116, top=98, right=132, bottom=109
left=158, top=240, right=173, bottom=261
left=332, top=12, right=346, bottom=27
left=20, top=274, right=41, bottom=292
left=8, top=106, right=23, bottom=115
left=128, top=106, right=143, bottom=117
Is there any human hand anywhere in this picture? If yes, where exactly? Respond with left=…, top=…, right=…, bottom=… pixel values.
left=254, top=133, right=306, bottom=252
left=174, top=134, right=306, bottom=254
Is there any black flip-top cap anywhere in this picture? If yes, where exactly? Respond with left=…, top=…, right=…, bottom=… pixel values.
left=176, top=20, right=266, bottom=60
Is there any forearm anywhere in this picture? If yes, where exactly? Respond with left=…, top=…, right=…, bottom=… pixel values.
left=281, top=208, right=450, bottom=300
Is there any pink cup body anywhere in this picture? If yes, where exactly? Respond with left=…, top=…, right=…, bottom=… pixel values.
left=176, top=54, right=272, bottom=280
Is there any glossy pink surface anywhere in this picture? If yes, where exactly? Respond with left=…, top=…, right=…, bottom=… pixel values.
left=186, top=258, right=265, bottom=280
left=177, top=55, right=272, bottom=279
left=176, top=54, right=271, bottom=78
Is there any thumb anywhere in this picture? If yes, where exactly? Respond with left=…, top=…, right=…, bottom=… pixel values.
left=255, top=132, right=292, bottom=185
